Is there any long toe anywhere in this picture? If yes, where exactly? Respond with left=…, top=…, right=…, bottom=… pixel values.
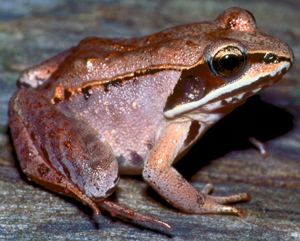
left=209, top=193, right=251, bottom=204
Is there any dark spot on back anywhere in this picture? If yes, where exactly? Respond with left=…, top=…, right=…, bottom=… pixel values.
left=53, top=97, right=61, bottom=104
left=64, top=89, right=72, bottom=100
left=82, top=86, right=92, bottom=100
left=103, top=83, right=111, bottom=92
left=112, top=80, right=121, bottom=87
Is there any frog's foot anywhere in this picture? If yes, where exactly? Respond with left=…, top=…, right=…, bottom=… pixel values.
left=97, top=200, right=172, bottom=234
left=201, top=191, right=251, bottom=217
left=199, top=183, right=251, bottom=217
left=201, top=183, right=251, bottom=216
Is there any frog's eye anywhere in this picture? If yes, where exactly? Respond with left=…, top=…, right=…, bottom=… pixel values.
left=210, top=46, right=246, bottom=78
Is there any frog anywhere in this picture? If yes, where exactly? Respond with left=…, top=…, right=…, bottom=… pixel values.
left=8, top=7, right=293, bottom=232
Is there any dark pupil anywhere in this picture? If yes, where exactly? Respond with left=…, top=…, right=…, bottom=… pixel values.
left=213, top=54, right=243, bottom=76
left=211, top=46, right=246, bottom=78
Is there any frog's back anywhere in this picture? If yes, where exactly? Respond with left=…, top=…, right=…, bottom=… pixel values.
left=46, top=9, right=284, bottom=97
left=48, top=22, right=215, bottom=93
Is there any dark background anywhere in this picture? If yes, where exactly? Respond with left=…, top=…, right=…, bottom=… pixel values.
left=0, top=1, right=299, bottom=240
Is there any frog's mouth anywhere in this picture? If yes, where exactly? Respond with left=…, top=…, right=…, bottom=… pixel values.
left=202, top=69, right=287, bottom=111
left=164, top=61, right=291, bottom=118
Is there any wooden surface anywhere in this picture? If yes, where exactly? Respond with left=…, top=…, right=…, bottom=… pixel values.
left=0, top=1, right=299, bottom=240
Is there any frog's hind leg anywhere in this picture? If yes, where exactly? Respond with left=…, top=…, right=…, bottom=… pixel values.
left=8, top=88, right=118, bottom=214
left=143, top=121, right=251, bottom=217
left=18, top=48, right=73, bottom=88
left=9, top=88, right=171, bottom=232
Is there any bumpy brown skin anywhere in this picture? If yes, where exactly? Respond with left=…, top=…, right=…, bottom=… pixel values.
left=9, top=7, right=293, bottom=232
left=41, top=9, right=289, bottom=92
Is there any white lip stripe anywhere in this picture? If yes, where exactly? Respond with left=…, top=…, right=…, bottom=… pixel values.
left=164, top=62, right=290, bottom=118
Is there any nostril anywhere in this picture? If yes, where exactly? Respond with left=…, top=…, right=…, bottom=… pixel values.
left=263, top=53, right=279, bottom=64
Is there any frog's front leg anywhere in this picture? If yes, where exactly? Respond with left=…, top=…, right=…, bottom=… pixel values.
left=143, top=121, right=250, bottom=216
left=18, top=48, right=73, bottom=88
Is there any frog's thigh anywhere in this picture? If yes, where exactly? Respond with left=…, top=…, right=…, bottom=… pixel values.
left=9, top=89, right=118, bottom=215
left=143, top=122, right=250, bottom=215
left=12, top=114, right=100, bottom=214
left=18, top=48, right=73, bottom=88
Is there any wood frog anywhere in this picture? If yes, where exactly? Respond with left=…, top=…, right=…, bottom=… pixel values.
left=8, top=7, right=293, bottom=232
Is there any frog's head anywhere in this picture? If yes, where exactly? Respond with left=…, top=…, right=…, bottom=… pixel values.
left=164, top=7, right=293, bottom=119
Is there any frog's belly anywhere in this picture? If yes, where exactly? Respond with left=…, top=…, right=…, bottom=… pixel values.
left=64, top=103, right=162, bottom=174
left=63, top=101, right=163, bottom=175
left=93, top=112, right=163, bottom=175
left=58, top=70, right=180, bottom=174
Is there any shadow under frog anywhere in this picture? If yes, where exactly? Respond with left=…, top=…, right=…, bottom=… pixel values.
left=146, top=95, right=294, bottom=207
